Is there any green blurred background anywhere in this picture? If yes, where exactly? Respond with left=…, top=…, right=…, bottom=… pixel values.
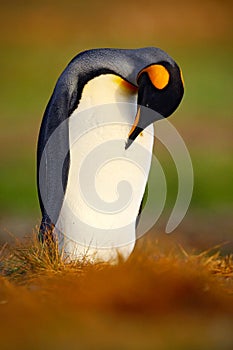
left=0, top=0, right=232, bottom=249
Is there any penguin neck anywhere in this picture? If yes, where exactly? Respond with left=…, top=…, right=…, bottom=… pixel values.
left=59, top=49, right=140, bottom=117
left=76, top=74, right=138, bottom=112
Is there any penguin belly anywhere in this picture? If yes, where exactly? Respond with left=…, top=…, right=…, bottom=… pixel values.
left=56, top=74, right=154, bottom=263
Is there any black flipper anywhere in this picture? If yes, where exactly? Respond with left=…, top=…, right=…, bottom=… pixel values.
left=136, top=182, right=149, bottom=227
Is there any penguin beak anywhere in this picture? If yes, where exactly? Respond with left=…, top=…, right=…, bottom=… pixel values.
left=125, top=73, right=156, bottom=150
left=125, top=107, right=143, bottom=150
left=125, top=104, right=161, bottom=150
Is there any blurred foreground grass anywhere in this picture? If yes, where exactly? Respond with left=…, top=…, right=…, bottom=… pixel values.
left=0, top=235, right=232, bottom=350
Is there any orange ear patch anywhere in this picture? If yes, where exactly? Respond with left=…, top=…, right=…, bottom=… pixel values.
left=139, top=64, right=169, bottom=90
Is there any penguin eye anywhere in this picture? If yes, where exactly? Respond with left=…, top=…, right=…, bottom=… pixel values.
left=139, top=64, right=170, bottom=90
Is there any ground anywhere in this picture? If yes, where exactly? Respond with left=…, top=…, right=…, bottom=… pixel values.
left=0, top=234, right=232, bottom=349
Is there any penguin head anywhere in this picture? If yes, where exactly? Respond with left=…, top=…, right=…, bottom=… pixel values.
left=126, top=61, right=184, bottom=149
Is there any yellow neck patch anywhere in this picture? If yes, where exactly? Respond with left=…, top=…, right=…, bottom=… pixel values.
left=139, top=64, right=169, bottom=90
left=113, top=75, right=138, bottom=93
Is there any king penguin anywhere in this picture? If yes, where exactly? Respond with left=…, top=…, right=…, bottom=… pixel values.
left=37, top=47, right=184, bottom=263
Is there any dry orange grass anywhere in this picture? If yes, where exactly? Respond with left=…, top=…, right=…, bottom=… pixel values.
left=0, top=233, right=232, bottom=349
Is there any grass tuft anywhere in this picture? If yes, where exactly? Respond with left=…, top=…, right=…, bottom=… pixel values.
left=0, top=232, right=232, bottom=350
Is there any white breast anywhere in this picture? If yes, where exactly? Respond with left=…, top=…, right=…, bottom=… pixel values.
left=56, top=74, right=154, bottom=263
